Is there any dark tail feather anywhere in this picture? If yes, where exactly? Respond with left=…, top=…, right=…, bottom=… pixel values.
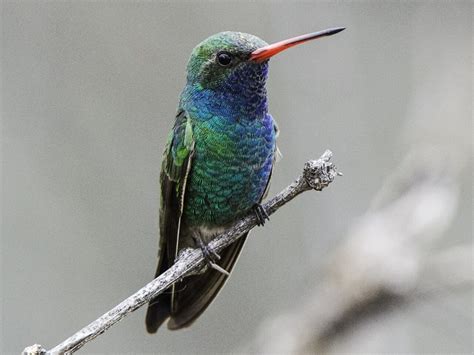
left=146, top=234, right=249, bottom=332
left=167, top=234, right=248, bottom=330
left=145, top=294, right=170, bottom=333
left=145, top=260, right=171, bottom=333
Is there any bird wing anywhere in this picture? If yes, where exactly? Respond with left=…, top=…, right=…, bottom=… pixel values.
left=145, top=109, right=195, bottom=333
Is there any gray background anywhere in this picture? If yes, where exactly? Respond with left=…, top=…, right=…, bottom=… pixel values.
left=2, top=1, right=472, bottom=354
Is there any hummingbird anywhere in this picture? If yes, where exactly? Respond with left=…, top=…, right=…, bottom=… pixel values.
left=145, top=27, right=344, bottom=332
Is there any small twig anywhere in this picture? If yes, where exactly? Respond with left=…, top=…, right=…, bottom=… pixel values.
left=23, top=149, right=339, bottom=355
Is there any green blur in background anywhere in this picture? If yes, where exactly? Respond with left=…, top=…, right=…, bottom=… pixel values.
left=1, top=1, right=472, bottom=354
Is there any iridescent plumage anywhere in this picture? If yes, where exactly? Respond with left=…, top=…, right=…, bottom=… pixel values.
left=146, top=32, right=277, bottom=332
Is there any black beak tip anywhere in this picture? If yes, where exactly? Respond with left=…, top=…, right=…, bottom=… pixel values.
left=330, top=27, right=346, bottom=35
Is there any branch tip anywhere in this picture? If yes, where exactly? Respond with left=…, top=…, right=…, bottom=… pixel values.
left=303, top=150, right=339, bottom=191
left=22, top=344, right=46, bottom=355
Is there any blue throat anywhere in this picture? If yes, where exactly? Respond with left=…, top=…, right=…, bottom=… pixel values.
left=181, top=62, right=269, bottom=121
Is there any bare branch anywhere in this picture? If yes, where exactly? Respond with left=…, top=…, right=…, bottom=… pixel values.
left=23, top=149, right=340, bottom=355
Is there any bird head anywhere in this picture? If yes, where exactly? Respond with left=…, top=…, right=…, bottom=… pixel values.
left=185, top=28, right=345, bottom=92
left=185, top=31, right=269, bottom=92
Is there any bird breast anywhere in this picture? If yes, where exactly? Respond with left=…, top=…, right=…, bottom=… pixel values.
left=183, top=113, right=275, bottom=227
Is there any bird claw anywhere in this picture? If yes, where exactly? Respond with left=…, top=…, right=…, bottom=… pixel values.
left=208, top=247, right=221, bottom=261
left=193, top=234, right=228, bottom=276
left=253, top=203, right=269, bottom=226
left=209, top=262, right=230, bottom=276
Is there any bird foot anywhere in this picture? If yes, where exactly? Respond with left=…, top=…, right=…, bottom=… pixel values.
left=253, top=203, right=269, bottom=226
left=192, top=234, right=229, bottom=276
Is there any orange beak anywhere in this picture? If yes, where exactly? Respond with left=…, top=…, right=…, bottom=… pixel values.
left=250, top=27, right=345, bottom=62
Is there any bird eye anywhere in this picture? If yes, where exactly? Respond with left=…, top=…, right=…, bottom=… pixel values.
left=216, top=51, right=232, bottom=66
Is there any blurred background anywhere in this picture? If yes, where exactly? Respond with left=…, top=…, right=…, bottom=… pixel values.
left=2, top=1, right=472, bottom=354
